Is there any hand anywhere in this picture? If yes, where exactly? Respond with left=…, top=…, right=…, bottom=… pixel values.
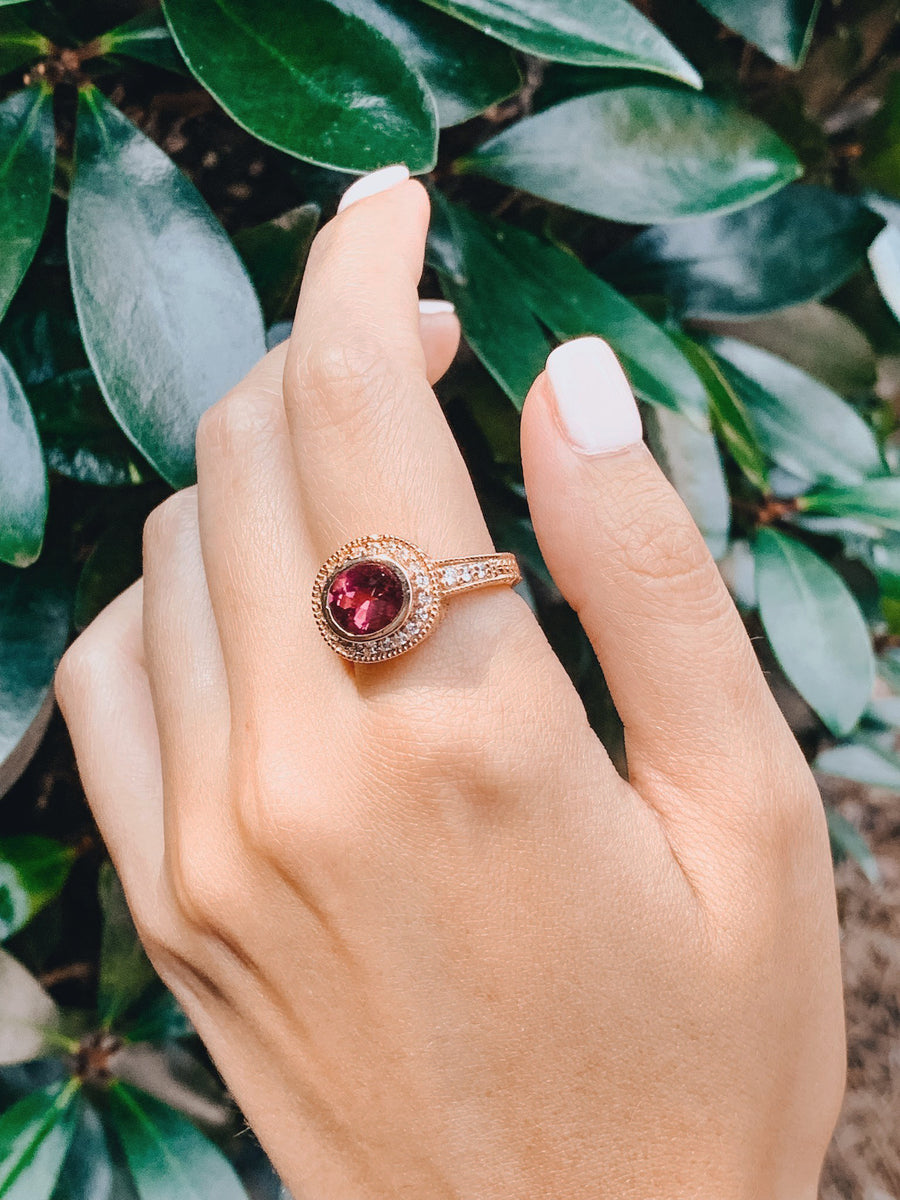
left=57, top=168, right=845, bottom=1200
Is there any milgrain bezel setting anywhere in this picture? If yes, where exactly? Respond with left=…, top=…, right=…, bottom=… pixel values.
left=313, top=536, right=443, bottom=663
left=312, top=534, right=523, bottom=664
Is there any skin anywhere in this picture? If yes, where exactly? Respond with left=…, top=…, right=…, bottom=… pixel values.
left=56, top=180, right=846, bottom=1199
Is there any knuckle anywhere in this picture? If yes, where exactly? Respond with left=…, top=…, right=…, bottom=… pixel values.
left=292, top=334, right=415, bottom=435
left=195, top=388, right=281, bottom=462
left=142, top=489, right=196, bottom=558
left=168, top=849, right=235, bottom=934
left=55, top=630, right=105, bottom=706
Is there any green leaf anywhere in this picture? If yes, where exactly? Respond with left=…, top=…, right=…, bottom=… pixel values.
left=97, top=8, right=187, bottom=75
left=671, top=333, right=768, bottom=492
left=0, top=352, right=46, bottom=568
left=1, top=281, right=149, bottom=488
left=0, top=1082, right=79, bottom=1200
left=67, top=89, right=266, bottom=490
left=0, top=560, right=70, bottom=798
left=711, top=337, right=883, bottom=489
left=97, top=863, right=156, bottom=1030
left=415, top=0, right=701, bottom=85
left=799, top=478, right=900, bottom=533
left=605, top=185, right=885, bottom=319
left=0, top=837, right=74, bottom=941
left=333, top=0, right=519, bottom=127
left=643, top=406, right=730, bottom=559
left=162, top=0, right=437, bottom=172
left=124, top=987, right=192, bottom=1044
left=234, top=204, right=320, bottom=327
left=0, top=12, right=50, bottom=75
left=0, top=88, right=54, bottom=324
left=818, top=738, right=900, bottom=793
left=51, top=1101, right=115, bottom=1200
left=823, top=805, right=881, bottom=884
left=0, top=948, right=59, bottom=1065
left=699, top=302, right=877, bottom=396
left=754, top=528, right=874, bottom=735
left=462, top=86, right=799, bottom=223
left=695, top=0, right=819, bottom=67
left=106, top=1083, right=250, bottom=1200
left=868, top=224, right=900, bottom=324
left=427, top=195, right=709, bottom=417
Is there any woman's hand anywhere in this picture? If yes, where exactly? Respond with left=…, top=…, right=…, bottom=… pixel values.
left=56, top=168, right=845, bottom=1200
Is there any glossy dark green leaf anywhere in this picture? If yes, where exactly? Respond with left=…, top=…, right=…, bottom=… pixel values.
left=644, top=406, right=730, bottom=559
left=0, top=560, right=70, bottom=797
left=428, top=196, right=708, bottom=416
left=1, top=282, right=149, bottom=488
left=51, top=1101, right=115, bottom=1200
left=98, top=8, right=187, bottom=75
left=605, top=185, right=885, bottom=319
left=67, top=89, right=266, bottom=489
left=334, top=0, right=519, bottom=127
left=0, top=1082, right=79, bottom=1200
left=234, top=204, right=319, bottom=326
left=416, top=0, right=700, bottom=84
left=97, top=863, right=156, bottom=1030
left=162, top=0, right=437, bottom=171
left=696, top=0, right=819, bottom=67
left=0, top=352, right=46, bottom=567
left=0, top=12, right=50, bottom=75
left=107, top=1083, right=250, bottom=1200
left=0, top=948, right=59, bottom=1064
left=124, top=987, right=192, bottom=1044
left=672, top=333, right=768, bottom=492
left=0, top=837, right=74, bottom=941
left=699, top=302, right=877, bottom=396
left=0, top=88, right=54, bottom=323
left=799, top=478, right=900, bottom=533
left=462, top=87, right=799, bottom=224
left=754, top=527, right=874, bottom=735
left=823, top=805, right=881, bottom=883
left=711, top=337, right=883, bottom=489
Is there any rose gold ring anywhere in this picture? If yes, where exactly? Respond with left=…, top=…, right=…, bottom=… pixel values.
left=312, top=535, right=521, bottom=662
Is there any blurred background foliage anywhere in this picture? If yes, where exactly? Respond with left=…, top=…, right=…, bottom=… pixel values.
left=0, top=0, right=898, bottom=1194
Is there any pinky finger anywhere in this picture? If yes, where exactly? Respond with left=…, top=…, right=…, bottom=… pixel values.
left=55, top=581, right=165, bottom=901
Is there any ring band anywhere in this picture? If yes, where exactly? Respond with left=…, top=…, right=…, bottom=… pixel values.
left=312, top=535, right=521, bottom=662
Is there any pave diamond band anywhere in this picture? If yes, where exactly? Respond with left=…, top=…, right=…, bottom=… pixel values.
left=312, top=536, right=522, bottom=663
left=436, top=554, right=521, bottom=595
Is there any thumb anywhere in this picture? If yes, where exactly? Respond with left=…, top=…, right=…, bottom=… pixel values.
left=520, top=336, right=787, bottom=810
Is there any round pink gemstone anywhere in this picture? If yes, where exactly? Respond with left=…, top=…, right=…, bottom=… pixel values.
left=325, top=560, right=405, bottom=637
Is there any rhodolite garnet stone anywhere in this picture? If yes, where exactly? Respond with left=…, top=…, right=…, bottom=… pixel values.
left=325, top=560, right=405, bottom=637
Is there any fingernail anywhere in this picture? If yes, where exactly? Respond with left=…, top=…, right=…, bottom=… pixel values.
left=546, top=337, right=642, bottom=454
left=338, top=164, right=410, bottom=213
left=418, top=298, right=456, bottom=316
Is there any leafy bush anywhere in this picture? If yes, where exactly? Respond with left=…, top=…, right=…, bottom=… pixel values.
left=0, top=0, right=898, bottom=1193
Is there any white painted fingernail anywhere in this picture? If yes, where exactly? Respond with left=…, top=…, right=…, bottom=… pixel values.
left=418, top=298, right=456, bottom=315
left=338, top=164, right=410, bottom=212
left=546, top=337, right=642, bottom=454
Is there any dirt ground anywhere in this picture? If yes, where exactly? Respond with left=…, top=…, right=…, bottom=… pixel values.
left=821, top=783, right=900, bottom=1199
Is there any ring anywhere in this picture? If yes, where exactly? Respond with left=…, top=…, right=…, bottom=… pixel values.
left=312, top=535, right=521, bottom=662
